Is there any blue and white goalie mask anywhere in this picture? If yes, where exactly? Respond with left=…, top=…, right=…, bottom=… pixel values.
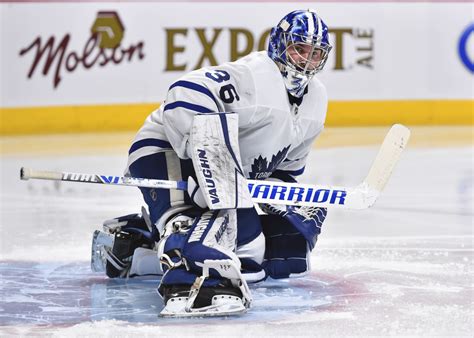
left=268, top=9, right=332, bottom=97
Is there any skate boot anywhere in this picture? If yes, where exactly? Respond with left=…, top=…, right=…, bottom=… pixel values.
left=158, top=259, right=252, bottom=317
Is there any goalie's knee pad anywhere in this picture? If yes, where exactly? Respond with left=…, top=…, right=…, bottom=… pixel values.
left=261, top=214, right=313, bottom=279
left=157, top=209, right=240, bottom=274
left=182, top=209, right=240, bottom=272
left=157, top=207, right=266, bottom=283
left=260, top=204, right=327, bottom=250
left=283, top=206, right=327, bottom=250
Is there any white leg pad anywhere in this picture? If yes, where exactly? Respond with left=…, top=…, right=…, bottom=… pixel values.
left=236, top=232, right=265, bottom=265
left=129, top=247, right=163, bottom=276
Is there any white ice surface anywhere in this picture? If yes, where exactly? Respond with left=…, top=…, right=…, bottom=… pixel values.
left=1, top=144, right=473, bottom=337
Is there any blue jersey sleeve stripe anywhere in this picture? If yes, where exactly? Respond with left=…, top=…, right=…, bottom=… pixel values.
left=282, top=167, right=306, bottom=176
left=129, top=138, right=172, bottom=154
left=164, top=101, right=214, bottom=114
left=284, top=157, right=303, bottom=162
left=270, top=170, right=297, bottom=183
left=271, top=168, right=305, bottom=181
left=169, top=80, right=220, bottom=110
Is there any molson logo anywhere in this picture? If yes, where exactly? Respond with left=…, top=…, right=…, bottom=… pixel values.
left=164, top=27, right=374, bottom=71
left=19, top=11, right=145, bottom=89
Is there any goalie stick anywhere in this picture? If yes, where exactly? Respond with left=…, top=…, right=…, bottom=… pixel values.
left=20, top=124, right=410, bottom=210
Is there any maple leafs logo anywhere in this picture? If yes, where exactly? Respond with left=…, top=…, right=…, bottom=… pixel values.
left=249, top=145, right=290, bottom=179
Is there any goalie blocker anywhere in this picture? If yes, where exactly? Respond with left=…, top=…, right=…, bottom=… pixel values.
left=188, top=113, right=253, bottom=210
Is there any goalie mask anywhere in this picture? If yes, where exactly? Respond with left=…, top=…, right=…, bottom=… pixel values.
left=268, top=9, right=332, bottom=98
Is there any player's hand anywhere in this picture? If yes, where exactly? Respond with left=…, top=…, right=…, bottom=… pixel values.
left=187, top=176, right=208, bottom=209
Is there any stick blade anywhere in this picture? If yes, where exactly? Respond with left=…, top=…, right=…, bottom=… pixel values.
left=364, top=124, right=411, bottom=193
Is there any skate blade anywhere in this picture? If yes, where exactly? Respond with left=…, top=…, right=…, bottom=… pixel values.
left=159, top=296, right=247, bottom=318
left=159, top=307, right=247, bottom=318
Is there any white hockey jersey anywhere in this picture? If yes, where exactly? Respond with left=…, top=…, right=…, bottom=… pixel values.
left=127, top=51, right=328, bottom=181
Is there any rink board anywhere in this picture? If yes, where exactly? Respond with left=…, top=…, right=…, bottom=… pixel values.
left=1, top=1, right=473, bottom=134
